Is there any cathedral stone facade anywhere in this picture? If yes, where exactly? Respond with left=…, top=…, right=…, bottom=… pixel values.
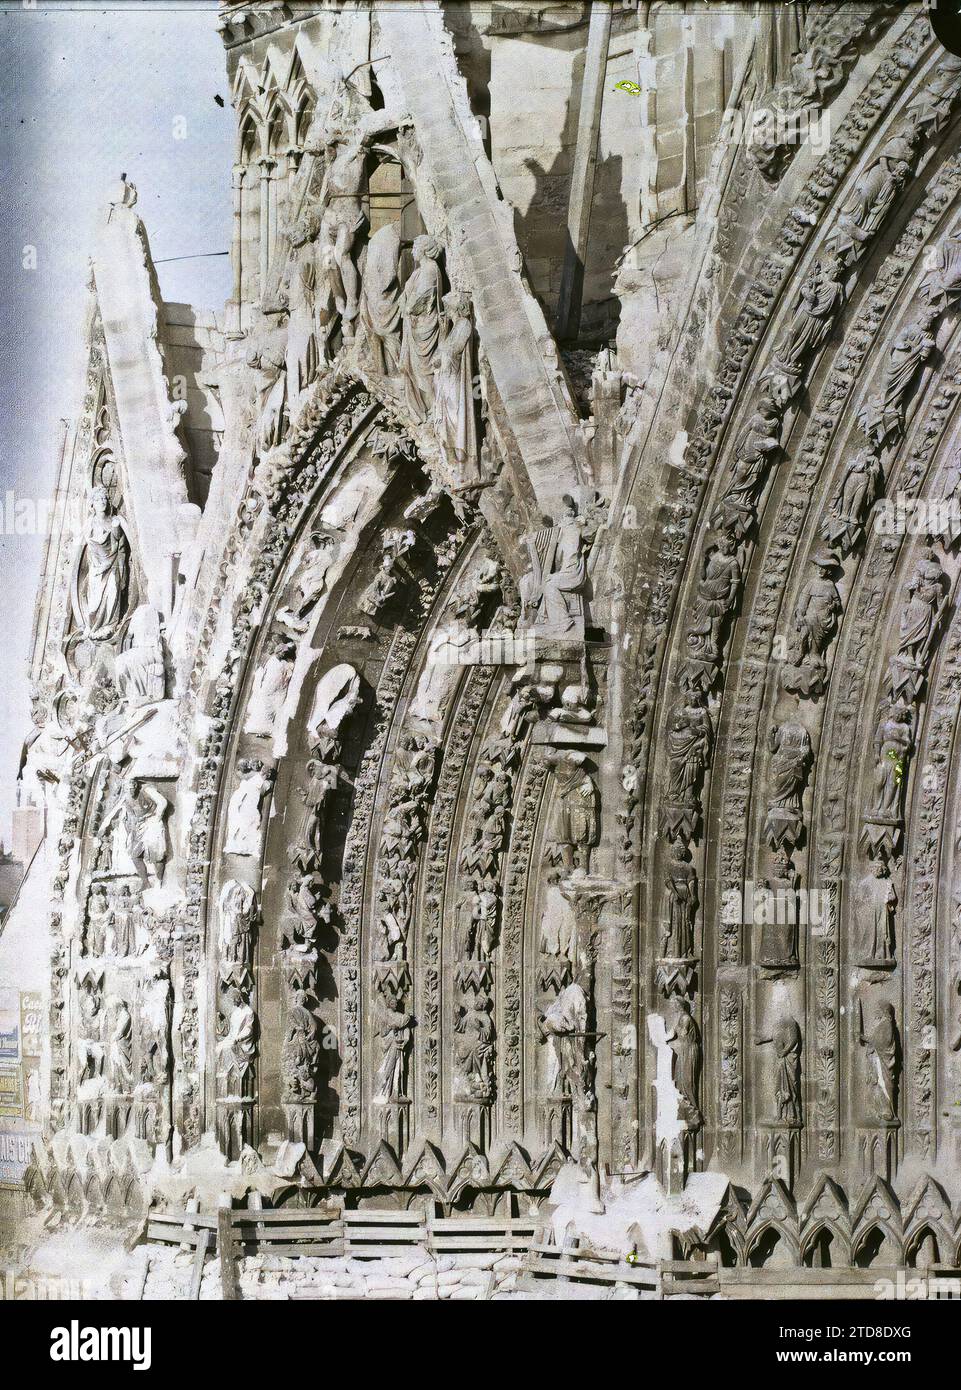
left=6, top=1, right=961, bottom=1295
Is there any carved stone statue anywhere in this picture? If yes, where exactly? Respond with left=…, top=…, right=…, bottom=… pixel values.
left=827, top=135, right=915, bottom=267
left=100, top=777, right=169, bottom=888
left=277, top=532, right=337, bottom=633
left=374, top=1003, right=414, bottom=1101
left=71, top=485, right=130, bottom=640
left=284, top=209, right=321, bottom=412
left=713, top=399, right=780, bottom=531
left=217, top=981, right=257, bottom=1088
left=548, top=752, right=598, bottom=876
left=115, top=605, right=165, bottom=707
left=107, top=997, right=134, bottom=1092
left=84, top=884, right=109, bottom=957
left=246, top=337, right=288, bottom=453
left=538, top=881, right=577, bottom=960
left=770, top=254, right=845, bottom=389
left=764, top=722, right=812, bottom=851
left=758, top=852, right=800, bottom=972
left=853, top=862, right=897, bottom=970
left=282, top=988, right=320, bottom=1102
left=666, top=701, right=712, bottom=806
left=433, top=291, right=479, bottom=481
left=540, top=977, right=589, bottom=1099
left=399, top=234, right=443, bottom=421
left=659, top=842, right=697, bottom=959
left=224, top=760, right=272, bottom=857
left=858, top=1001, right=900, bottom=1124
left=110, top=886, right=136, bottom=958
left=858, top=311, right=937, bottom=447
left=756, top=1017, right=802, bottom=1125
left=307, top=662, right=360, bottom=742
left=316, top=123, right=368, bottom=340
left=520, top=495, right=589, bottom=638
left=781, top=549, right=841, bottom=697
left=821, top=449, right=883, bottom=554
left=894, top=546, right=945, bottom=671
left=244, top=633, right=295, bottom=738
left=359, top=222, right=402, bottom=376
left=218, top=879, right=257, bottom=966
left=666, top=996, right=701, bottom=1126
left=922, top=228, right=961, bottom=312
left=867, top=703, right=913, bottom=822
left=686, top=532, right=741, bottom=660
left=140, top=964, right=172, bottom=1086
left=459, top=888, right=499, bottom=960
left=455, top=997, right=495, bottom=1101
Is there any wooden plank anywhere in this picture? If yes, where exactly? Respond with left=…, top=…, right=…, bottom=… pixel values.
left=150, top=1211, right=218, bottom=1230
left=344, top=1243, right=428, bottom=1259
left=431, top=1237, right=523, bottom=1251
left=231, top=1223, right=345, bottom=1242
left=218, top=1208, right=240, bottom=1302
left=146, top=1223, right=205, bottom=1248
left=661, top=1257, right=719, bottom=1273
left=342, top=1210, right=424, bottom=1224
left=189, top=1229, right=210, bottom=1301
left=526, top=1256, right=657, bottom=1287
left=234, top=1242, right=347, bottom=1258
left=429, top=1217, right=540, bottom=1230
left=230, top=1208, right=340, bottom=1225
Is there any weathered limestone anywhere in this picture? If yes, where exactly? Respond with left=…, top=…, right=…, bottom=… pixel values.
left=5, top=0, right=961, bottom=1301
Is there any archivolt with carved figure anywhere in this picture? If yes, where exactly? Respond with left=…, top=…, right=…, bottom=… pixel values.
left=7, top=1, right=961, bottom=1298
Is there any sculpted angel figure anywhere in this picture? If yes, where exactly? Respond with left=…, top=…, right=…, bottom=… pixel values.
left=71, top=485, right=130, bottom=639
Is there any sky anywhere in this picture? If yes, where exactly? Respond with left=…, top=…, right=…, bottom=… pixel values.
left=0, top=0, right=235, bottom=847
